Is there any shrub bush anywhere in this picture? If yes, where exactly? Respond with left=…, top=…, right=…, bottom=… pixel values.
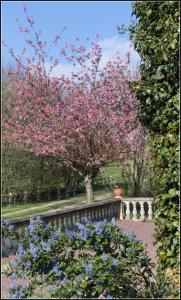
left=3, top=217, right=162, bottom=299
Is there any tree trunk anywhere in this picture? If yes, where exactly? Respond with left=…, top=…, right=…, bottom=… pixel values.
left=84, top=175, right=94, bottom=204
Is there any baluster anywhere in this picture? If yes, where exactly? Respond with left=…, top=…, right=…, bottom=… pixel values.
left=110, top=205, right=113, bottom=219
left=89, top=210, right=92, bottom=222
left=70, top=213, right=73, bottom=229
left=72, top=214, right=76, bottom=230
left=76, top=212, right=80, bottom=223
left=79, top=211, right=83, bottom=223
left=55, top=218, right=59, bottom=231
left=148, top=201, right=153, bottom=220
left=120, top=201, right=124, bottom=220
left=140, top=202, right=145, bottom=221
left=102, top=207, right=106, bottom=220
left=58, top=219, right=62, bottom=232
left=100, top=208, right=103, bottom=220
left=97, top=208, right=101, bottom=220
left=132, top=201, right=137, bottom=221
left=108, top=205, right=113, bottom=220
left=94, top=209, right=97, bottom=221
left=114, top=203, right=118, bottom=217
left=61, top=217, right=65, bottom=232
left=64, top=216, right=68, bottom=231
left=125, top=202, right=130, bottom=220
left=116, top=202, right=121, bottom=219
left=103, top=207, right=107, bottom=220
left=51, top=219, right=55, bottom=230
left=91, top=209, right=95, bottom=222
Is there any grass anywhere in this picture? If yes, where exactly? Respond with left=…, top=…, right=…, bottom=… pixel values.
left=2, top=190, right=113, bottom=219
left=3, top=201, right=76, bottom=219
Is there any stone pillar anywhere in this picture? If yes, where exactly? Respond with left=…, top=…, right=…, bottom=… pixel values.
left=132, top=201, right=137, bottom=221
left=140, top=202, right=145, bottom=221
left=120, top=201, right=124, bottom=220
left=148, top=201, right=153, bottom=220
left=125, top=202, right=130, bottom=220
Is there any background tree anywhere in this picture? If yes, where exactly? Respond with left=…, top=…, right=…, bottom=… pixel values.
left=3, top=6, right=141, bottom=204
left=2, top=66, right=83, bottom=197
left=119, top=130, right=156, bottom=197
left=128, top=1, right=179, bottom=297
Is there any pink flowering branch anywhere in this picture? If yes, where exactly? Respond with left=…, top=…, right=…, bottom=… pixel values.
left=3, top=6, right=142, bottom=203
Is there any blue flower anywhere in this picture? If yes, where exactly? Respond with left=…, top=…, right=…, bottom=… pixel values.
left=163, top=286, right=168, bottom=293
left=111, top=217, right=116, bottom=224
left=9, top=284, right=18, bottom=291
left=82, top=262, right=92, bottom=274
left=61, top=277, right=69, bottom=287
left=102, top=253, right=108, bottom=262
left=75, top=274, right=83, bottom=282
left=76, top=226, right=93, bottom=240
left=10, top=258, right=20, bottom=267
left=19, top=270, right=27, bottom=279
left=65, top=230, right=75, bottom=240
left=40, top=241, right=51, bottom=252
left=75, top=222, right=85, bottom=229
left=18, top=245, right=24, bottom=257
left=30, top=243, right=39, bottom=258
left=23, top=261, right=32, bottom=269
left=47, top=238, right=55, bottom=245
left=112, top=258, right=119, bottom=266
left=51, top=231, right=59, bottom=238
left=28, top=224, right=36, bottom=233
left=8, top=225, right=15, bottom=232
left=22, top=284, right=28, bottom=290
left=31, top=233, right=39, bottom=240
left=126, top=247, right=131, bottom=253
left=96, top=279, right=103, bottom=285
left=50, top=265, right=62, bottom=277
left=93, top=221, right=107, bottom=236
left=44, top=224, right=50, bottom=231
left=9, top=273, right=19, bottom=280
left=48, top=285, right=56, bottom=292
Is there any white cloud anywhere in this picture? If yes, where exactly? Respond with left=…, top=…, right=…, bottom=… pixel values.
left=48, top=35, right=140, bottom=78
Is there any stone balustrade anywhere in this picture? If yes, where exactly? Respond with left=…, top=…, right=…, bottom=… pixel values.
left=2, top=199, right=121, bottom=257
left=120, top=198, right=154, bottom=221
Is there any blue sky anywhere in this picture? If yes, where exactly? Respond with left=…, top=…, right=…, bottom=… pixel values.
left=2, top=1, right=139, bottom=74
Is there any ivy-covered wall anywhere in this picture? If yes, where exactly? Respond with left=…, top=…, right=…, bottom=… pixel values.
left=129, top=1, right=179, bottom=297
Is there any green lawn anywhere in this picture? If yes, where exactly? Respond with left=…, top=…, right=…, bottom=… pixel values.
left=2, top=190, right=113, bottom=219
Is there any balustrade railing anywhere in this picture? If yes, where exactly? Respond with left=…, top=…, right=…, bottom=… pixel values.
left=120, top=198, right=154, bottom=221
left=8, top=198, right=121, bottom=234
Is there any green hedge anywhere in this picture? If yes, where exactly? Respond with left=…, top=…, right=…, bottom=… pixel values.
left=129, top=1, right=179, bottom=297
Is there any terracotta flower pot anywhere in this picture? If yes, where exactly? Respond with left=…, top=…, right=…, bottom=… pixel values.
left=114, top=188, right=123, bottom=198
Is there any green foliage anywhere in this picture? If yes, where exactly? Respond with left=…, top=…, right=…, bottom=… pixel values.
left=2, top=145, right=63, bottom=194
left=4, top=217, right=159, bottom=299
left=129, top=1, right=179, bottom=297
left=130, top=1, right=179, bottom=134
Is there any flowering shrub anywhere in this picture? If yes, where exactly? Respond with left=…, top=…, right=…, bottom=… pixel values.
left=2, top=218, right=20, bottom=257
left=5, top=216, right=157, bottom=298
left=2, top=218, right=18, bottom=239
